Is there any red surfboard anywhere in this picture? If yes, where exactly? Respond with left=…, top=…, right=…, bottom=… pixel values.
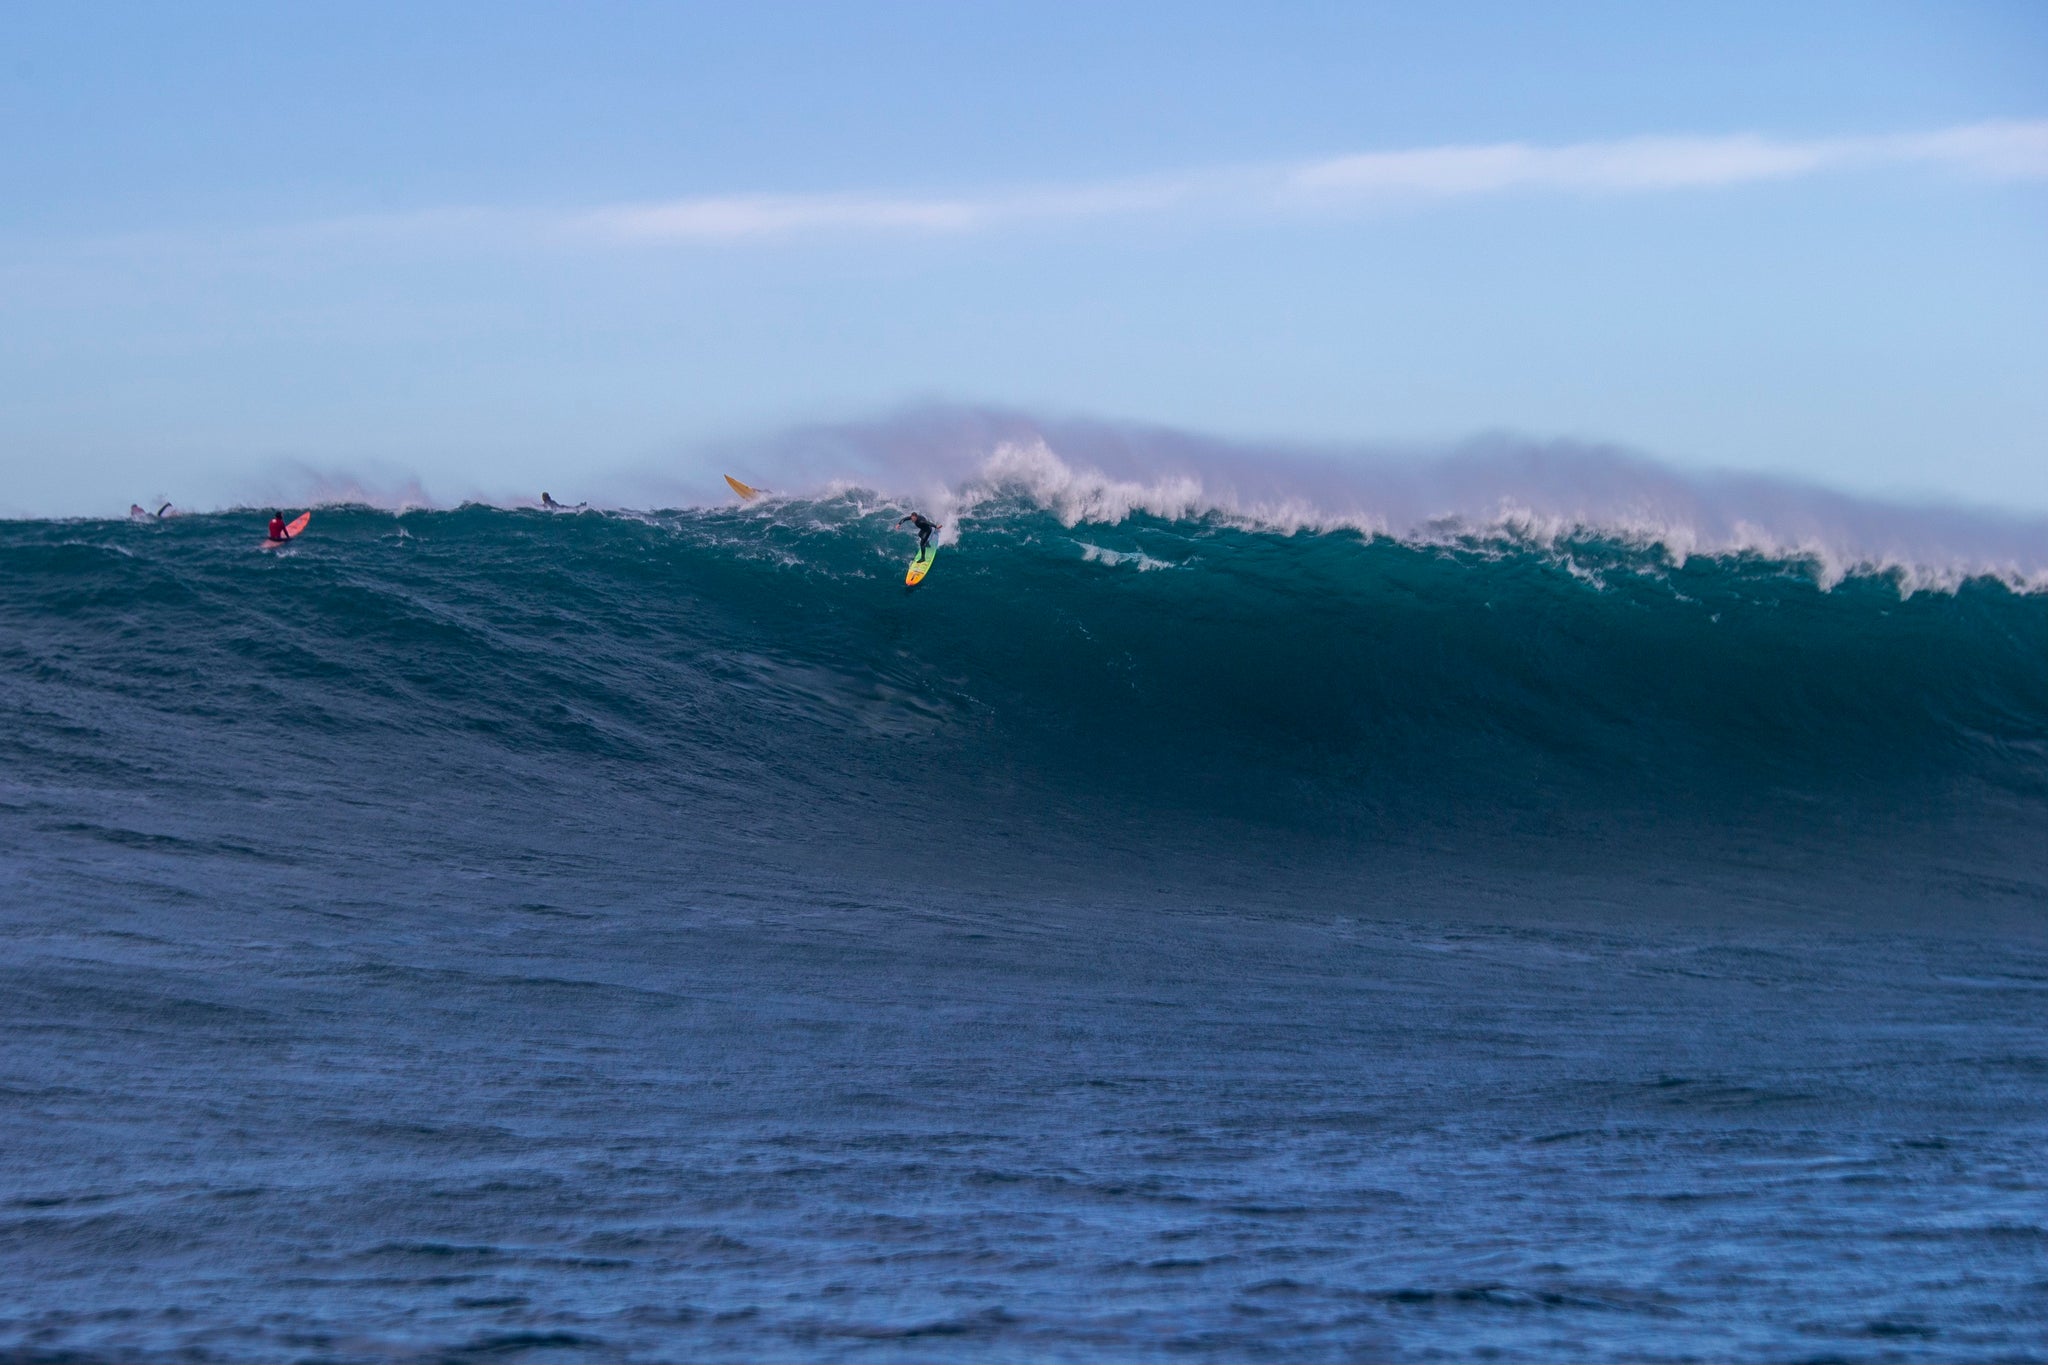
left=261, top=512, right=311, bottom=549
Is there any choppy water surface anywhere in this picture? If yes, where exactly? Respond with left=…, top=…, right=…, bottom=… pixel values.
left=3, top=495, right=2044, bottom=1361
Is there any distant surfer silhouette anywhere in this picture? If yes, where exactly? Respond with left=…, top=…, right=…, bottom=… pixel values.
left=896, top=512, right=941, bottom=560
left=130, top=503, right=171, bottom=520
left=267, top=511, right=292, bottom=543
left=541, top=492, right=585, bottom=511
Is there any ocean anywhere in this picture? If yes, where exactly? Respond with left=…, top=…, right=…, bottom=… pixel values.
left=4, top=454, right=2046, bottom=1361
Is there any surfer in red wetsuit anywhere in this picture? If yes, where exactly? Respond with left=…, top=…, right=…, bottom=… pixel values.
left=896, top=512, right=940, bottom=560
left=268, top=512, right=291, bottom=543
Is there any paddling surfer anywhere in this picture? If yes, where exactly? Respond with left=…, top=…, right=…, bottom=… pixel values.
left=896, top=512, right=941, bottom=560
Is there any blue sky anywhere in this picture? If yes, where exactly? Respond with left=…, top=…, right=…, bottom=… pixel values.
left=2, top=0, right=2044, bottom=516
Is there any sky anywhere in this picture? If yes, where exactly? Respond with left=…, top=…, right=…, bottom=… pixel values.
left=1, top=0, right=2044, bottom=517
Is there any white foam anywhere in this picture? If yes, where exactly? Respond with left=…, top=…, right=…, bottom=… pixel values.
left=147, top=407, right=2048, bottom=595
left=1076, top=542, right=1180, bottom=572
left=846, top=423, right=2048, bottom=595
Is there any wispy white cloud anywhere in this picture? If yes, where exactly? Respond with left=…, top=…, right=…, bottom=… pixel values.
left=546, top=120, right=2048, bottom=245
left=1289, top=134, right=1838, bottom=197
left=569, top=170, right=1222, bottom=242
left=1290, top=122, right=2048, bottom=199
left=580, top=193, right=985, bottom=240
left=52, top=120, right=2030, bottom=257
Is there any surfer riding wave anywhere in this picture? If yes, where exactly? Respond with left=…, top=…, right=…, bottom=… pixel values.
left=896, top=512, right=941, bottom=560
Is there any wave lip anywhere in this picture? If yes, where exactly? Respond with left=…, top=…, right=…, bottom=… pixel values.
left=677, top=408, right=2048, bottom=595
left=932, top=436, right=2048, bottom=595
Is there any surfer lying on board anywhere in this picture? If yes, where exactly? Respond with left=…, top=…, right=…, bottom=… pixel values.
left=267, top=511, right=293, bottom=543
left=896, top=512, right=941, bottom=559
left=540, top=492, right=586, bottom=511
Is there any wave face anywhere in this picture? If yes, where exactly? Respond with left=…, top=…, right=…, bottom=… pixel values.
left=7, top=480, right=2047, bottom=908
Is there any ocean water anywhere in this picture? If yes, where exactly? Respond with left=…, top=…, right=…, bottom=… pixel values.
left=4, top=477, right=2047, bottom=1362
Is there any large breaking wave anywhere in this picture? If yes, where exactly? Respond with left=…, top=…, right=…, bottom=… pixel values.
left=7, top=427, right=2047, bottom=916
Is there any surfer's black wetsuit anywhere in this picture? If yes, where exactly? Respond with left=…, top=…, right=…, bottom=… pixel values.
left=897, top=512, right=940, bottom=558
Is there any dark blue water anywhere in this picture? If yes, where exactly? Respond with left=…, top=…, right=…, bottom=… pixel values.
left=4, top=501, right=2045, bottom=1362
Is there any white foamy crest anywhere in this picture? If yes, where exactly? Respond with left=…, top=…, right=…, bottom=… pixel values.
left=902, top=426, right=2048, bottom=596
left=976, top=440, right=1214, bottom=527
